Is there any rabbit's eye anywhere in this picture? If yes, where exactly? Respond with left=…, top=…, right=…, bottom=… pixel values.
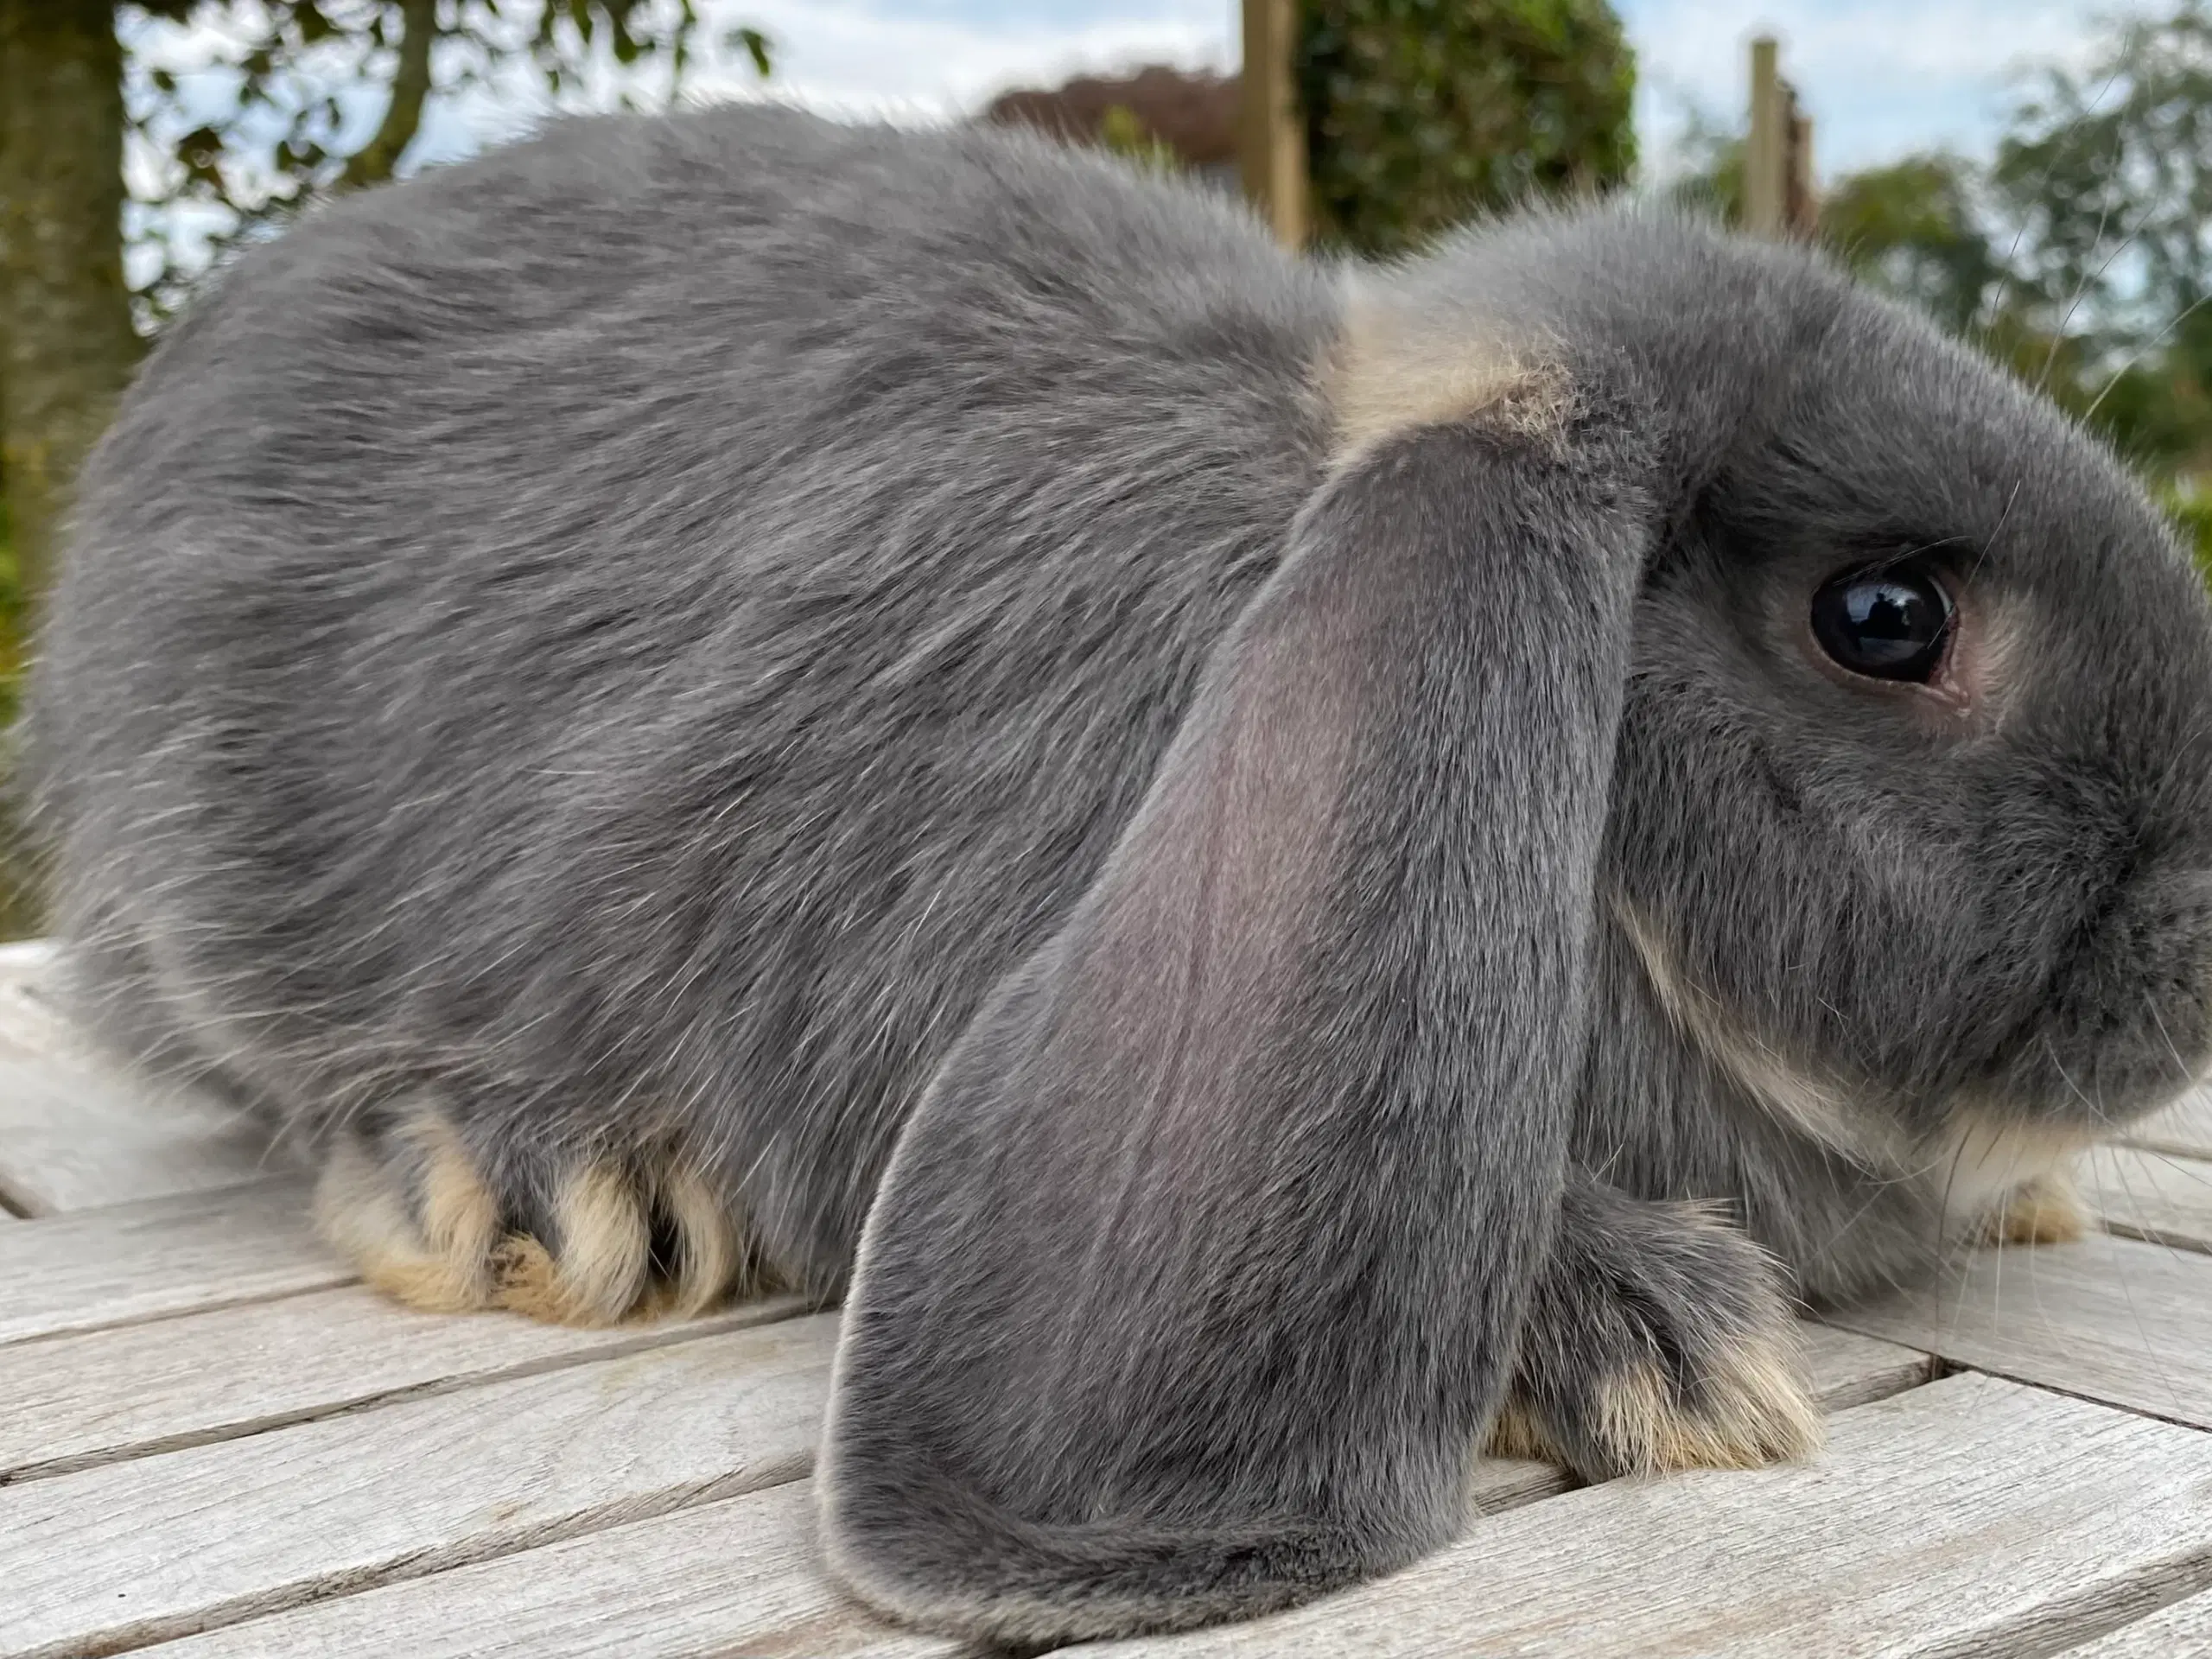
left=1809, top=567, right=1955, bottom=683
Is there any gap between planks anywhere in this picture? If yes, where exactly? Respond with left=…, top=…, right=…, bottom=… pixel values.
left=1827, top=1228, right=2212, bottom=1433
left=0, top=1317, right=840, bottom=1659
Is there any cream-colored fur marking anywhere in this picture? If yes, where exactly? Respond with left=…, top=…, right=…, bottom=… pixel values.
left=1935, top=1114, right=2098, bottom=1239
left=1594, top=1338, right=1824, bottom=1475
left=320, top=1111, right=759, bottom=1327
left=1616, top=902, right=1908, bottom=1170
left=1984, top=1169, right=2090, bottom=1245
left=1484, top=1331, right=1822, bottom=1476
left=1482, top=1395, right=1556, bottom=1464
left=656, top=1163, right=752, bottom=1316
left=1323, top=298, right=1570, bottom=461
left=313, top=1107, right=499, bottom=1313
left=1616, top=902, right=2100, bottom=1239
left=493, top=1162, right=651, bottom=1325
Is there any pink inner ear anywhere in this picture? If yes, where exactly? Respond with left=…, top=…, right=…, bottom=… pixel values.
left=1062, top=562, right=1386, bottom=1206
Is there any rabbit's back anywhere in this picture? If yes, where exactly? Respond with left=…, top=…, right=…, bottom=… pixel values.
left=30, top=105, right=1336, bottom=1286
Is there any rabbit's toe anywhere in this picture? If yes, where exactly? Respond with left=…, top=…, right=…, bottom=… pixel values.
left=1485, top=1187, right=1821, bottom=1481
left=313, top=1104, right=756, bottom=1325
left=1489, top=1328, right=1820, bottom=1478
left=1982, top=1171, right=2088, bottom=1245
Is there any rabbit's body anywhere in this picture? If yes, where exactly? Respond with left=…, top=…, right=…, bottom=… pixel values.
left=33, top=104, right=2212, bottom=1643
left=32, top=108, right=1336, bottom=1289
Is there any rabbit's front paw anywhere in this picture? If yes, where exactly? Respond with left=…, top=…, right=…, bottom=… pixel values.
left=313, top=1103, right=760, bottom=1325
left=1485, top=1185, right=1821, bottom=1481
left=1981, top=1170, right=2088, bottom=1245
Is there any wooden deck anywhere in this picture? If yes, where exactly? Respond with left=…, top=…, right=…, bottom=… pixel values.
left=3, top=938, right=2212, bottom=1658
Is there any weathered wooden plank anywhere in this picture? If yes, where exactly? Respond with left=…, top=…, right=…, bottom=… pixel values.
left=1081, top=1376, right=2212, bottom=1658
left=2057, top=1588, right=2212, bottom=1656
left=0, top=1179, right=344, bottom=1346
left=0, top=1038, right=286, bottom=1215
left=1827, top=1230, right=2212, bottom=1429
left=94, top=1316, right=1927, bottom=1658
left=119, top=1334, right=1935, bottom=1659
left=1800, top=1324, right=1931, bottom=1410
left=0, top=1286, right=812, bottom=1483
left=134, top=1482, right=953, bottom=1659
left=2120, top=1088, right=2212, bottom=1161
left=2079, top=1142, right=2212, bottom=1254
left=0, top=938, right=289, bottom=1212
left=0, top=1315, right=838, bottom=1659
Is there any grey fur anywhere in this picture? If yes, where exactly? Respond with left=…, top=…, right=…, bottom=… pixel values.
left=27, top=104, right=2212, bottom=1641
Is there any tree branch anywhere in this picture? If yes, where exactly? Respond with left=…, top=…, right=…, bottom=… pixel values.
left=339, top=0, right=437, bottom=190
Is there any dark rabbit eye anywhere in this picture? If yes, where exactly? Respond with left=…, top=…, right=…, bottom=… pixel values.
left=1810, top=566, right=1955, bottom=683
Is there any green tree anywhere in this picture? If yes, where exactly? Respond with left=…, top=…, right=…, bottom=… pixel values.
left=1817, top=156, right=2002, bottom=336
left=1989, top=2, right=2212, bottom=342
left=1981, top=1, right=2212, bottom=488
left=1296, top=0, right=1637, bottom=257
left=1, top=1, right=770, bottom=637
left=0, top=0, right=149, bottom=633
left=0, top=0, right=767, bottom=938
left=126, top=2, right=772, bottom=322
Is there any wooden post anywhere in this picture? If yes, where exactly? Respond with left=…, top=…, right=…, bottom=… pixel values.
left=1786, top=108, right=1818, bottom=236
left=1745, top=35, right=1784, bottom=238
left=1239, top=0, right=1307, bottom=247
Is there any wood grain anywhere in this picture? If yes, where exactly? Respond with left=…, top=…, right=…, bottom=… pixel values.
left=60, top=1318, right=1929, bottom=1654
left=0, top=942, right=284, bottom=1214
left=0, top=1286, right=812, bottom=1482
left=1081, top=1376, right=2212, bottom=1658
left=2120, top=1088, right=2212, bottom=1161
left=0, top=1179, right=346, bottom=1346
left=1800, top=1323, right=1932, bottom=1411
left=133, top=1482, right=955, bottom=1659
left=2056, top=1587, right=2212, bottom=1656
left=2079, top=1142, right=2212, bottom=1254
left=0, top=1316, right=839, bottom=1659
left=0, top=1039, right=287, bottom=1215
left=1827, top=1230, right=2212, bottom=1428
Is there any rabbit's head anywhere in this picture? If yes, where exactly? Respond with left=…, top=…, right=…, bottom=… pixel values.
left=821, top=207, right=2212, bottom=1642
left=1409, top=213, right=2212, bottom=1187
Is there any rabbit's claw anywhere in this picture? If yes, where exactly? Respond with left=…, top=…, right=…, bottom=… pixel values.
left=1485, top=1190, right=1822, bottom=1482
left=313, top=1103, right=760, bottom=1325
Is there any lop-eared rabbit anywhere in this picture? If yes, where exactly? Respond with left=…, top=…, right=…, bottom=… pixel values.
left=30, top=105, right=2212, bottom=1642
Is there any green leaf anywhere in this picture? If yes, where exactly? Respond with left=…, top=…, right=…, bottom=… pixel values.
left=728, top=25, right=772, bottom=78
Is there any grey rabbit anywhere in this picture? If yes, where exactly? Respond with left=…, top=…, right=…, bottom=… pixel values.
left=29, top=103, right=2212, bottom=1643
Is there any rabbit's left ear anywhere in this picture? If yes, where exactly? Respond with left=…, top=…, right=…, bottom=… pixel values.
left=820, top=368, right=1656, bottom=1644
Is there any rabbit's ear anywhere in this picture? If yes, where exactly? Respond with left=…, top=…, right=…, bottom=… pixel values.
left=821, top=372, right=1655, bottom=1644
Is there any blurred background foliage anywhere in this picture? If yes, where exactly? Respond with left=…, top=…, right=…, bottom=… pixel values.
left=1670, top=2, right=2212, bottom=580
left=9, top=0, right=2212, bottom=939
left=0, top=0, right=771, bottom=935
left=1295, top=0, right=1637, bottom=257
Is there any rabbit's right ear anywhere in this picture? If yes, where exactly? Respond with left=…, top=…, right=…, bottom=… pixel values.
left=821, top=359, right=1657, bottom=1643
